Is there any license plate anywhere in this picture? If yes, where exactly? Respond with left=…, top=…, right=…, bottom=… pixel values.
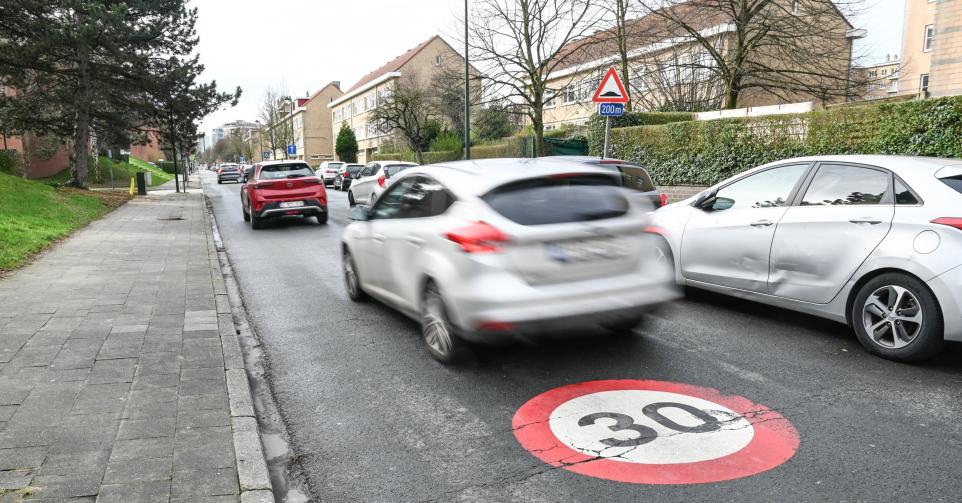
left=545, top=238, right=628, bottom=263
left=279, top=201, right=304, bottom=208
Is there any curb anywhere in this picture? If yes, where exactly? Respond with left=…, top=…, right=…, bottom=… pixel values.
left=201, top=192, right=276, bottom=502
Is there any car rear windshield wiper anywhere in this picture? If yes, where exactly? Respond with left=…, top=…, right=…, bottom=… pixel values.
left=286, top=174, right=306, bottom=179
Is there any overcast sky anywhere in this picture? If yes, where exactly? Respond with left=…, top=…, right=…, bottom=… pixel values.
left=195, top=0, right=904, bottom=141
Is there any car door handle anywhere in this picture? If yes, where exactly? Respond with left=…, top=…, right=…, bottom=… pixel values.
left=750, top=219, right=774, bottom=227
left=373, top=234, right=386, bottom=242
left=406, top=237, right=425, bottom=247
left=850, top=218, right=882, bottom=225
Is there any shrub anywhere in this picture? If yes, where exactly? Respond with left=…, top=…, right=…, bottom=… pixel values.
left=595, top=97, right=962, bottom=186
left=429, top=131, right=463, bottom=154
left=0, top=151, right=18, bottom=175
left=335, top=124, right=358, bottom=163
left=370, top=150, right=461, bottom=164
left=157, top=161, right=176, bottom=174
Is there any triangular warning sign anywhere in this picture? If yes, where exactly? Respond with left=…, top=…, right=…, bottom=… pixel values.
left=592, top=67, right=629, bottom=104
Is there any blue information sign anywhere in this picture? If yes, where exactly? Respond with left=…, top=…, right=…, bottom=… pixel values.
left=599, top=103, right=625, bottom=117
left=263, top=151, right=272, bottom=160
left=287, top=144, right=297, bottom=155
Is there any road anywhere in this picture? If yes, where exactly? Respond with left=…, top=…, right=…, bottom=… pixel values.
left=203, top=171, right=962, bottom=503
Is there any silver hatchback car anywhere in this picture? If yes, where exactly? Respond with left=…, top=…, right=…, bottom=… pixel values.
left=649, top=155, right=962, bottom=362
left=341, top=158, right=678, bottom=363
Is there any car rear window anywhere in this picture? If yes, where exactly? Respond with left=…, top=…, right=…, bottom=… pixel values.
left=384, top=164, right=414, bottom=178
left=347, top=165, right=363, bottom=174
left=326, top=163, right=343, bottom=170
left=259, top=163, right=314, bottom=180
left=482, top=174, right=629, bottom=226
left=616, top=165, right=657, bottom=192
left=940, top=175, right=962, bottom=195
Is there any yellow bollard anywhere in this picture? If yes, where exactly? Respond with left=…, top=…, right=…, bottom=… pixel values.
left=129, top=176, right=135, bottom=195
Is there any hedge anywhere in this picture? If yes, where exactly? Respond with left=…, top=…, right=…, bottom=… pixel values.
left=591, top=97, right=962, bottom=186
left=587, top=112, right=695, bottom=155
left=371, top=150, right=462, bottom=164
left=0, top=151, right=18, bottom=175
left=157, top=161, right=176, bottom=174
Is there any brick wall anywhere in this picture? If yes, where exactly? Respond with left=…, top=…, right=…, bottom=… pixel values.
left=658, top=185, right=708, bottom=204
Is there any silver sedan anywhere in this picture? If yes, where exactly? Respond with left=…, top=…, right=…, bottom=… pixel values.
left=341, top=158, right=678, bottom=363
left=649, top=155, right=962, bottom=362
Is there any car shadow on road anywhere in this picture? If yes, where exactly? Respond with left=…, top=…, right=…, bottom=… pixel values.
left=251, top=215, right=327, bottom=230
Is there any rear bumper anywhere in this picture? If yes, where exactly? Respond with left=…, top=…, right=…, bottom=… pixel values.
left=219, top=174, right=240, bottom=181
left=448, top=272, right=680, bottom=343
left=253, top=199, right=326, bottom=219
left=928, top=264, right=962, bottom=342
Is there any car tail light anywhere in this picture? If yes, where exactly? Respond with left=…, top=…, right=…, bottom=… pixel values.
left=445, top=222, right=508, bottom=253
left=378, top=175, right=386, bottom=187
left=303, top=178, right=320, bottom=184
left=644, top=225, right=669, bottom=236
left=932, top=217, right=962, bottom=231
left=659, top=193, right=669, bottom=207
left=598, top=159, right=624, bottom=164
left=254, top=182, right=275, bottom=189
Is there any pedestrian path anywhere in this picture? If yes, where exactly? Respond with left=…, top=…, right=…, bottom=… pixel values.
left=0, top=185, right=270, bottom=502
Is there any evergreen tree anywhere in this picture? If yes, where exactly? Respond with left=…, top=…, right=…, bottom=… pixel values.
left=335, top=124, right=358, bottom=163
left=0, top=0, right=224, bottom=187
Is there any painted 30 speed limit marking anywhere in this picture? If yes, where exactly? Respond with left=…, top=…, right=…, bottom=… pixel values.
left=512, top=380, right=799, bottom=484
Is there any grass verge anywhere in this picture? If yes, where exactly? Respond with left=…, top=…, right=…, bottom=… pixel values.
left=0, top=172, right=130, bottom=271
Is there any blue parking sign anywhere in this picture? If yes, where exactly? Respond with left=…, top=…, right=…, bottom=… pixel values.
left=287, top=144, right=297, bottom=155
left=599, top=103, right=625, bottom=117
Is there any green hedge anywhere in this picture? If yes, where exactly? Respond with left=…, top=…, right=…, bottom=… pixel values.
left=587, top=112, right=695, bottom=155
left=157, top=161, right=176, bottom=174
left=371, top=150, right=462, bottom=164
left=595, top=97, right=962, bottom=186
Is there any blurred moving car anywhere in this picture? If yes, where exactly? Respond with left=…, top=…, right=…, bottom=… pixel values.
left=217, top=164, right=241, bottom=184
left=348, top=161, right=418, bottom=207
left=649, top=155, right=962, bottom=362
left=341, top=158, right=678, bottom=363
left=241, top=161, right=327, bottom=229
left=316, top=161, right=344, bottom=187
left=334, top=164, right=364, bottom=191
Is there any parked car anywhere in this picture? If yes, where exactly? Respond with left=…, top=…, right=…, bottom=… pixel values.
left=240, top=164, right=255, bottom=182
left=316, top=161, right=344, bottom=187
left=334, top=164, right=364, bottom=191
left=552, top=156, right=668, bottom=208
left=341, top=158, right=678, bottom=363
left=217, top=164, right=241, bottom=184
left=241, top=161, right=327, bottom=229
left=348, top=161, right=418, bottom=207
left=649, top=155, right=962, bottom=362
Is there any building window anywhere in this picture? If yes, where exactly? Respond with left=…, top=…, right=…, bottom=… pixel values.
left=920, top=74, right=930, bottom=95
left=355, top=126, right=365, bottom=140
left=924, top=25, right=934, bottom=52
left=435, top=55, right=443, bottom=66
left=791, top=0, right=798, bottom=14
left=544, top=90, right=556, bottom=108
left=868, top=70, right=876, bottom=77
left=881, top=68, right=888, bottom=76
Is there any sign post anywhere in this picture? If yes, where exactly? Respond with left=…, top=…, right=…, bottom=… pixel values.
left=592, top=67, right=629, bottom=159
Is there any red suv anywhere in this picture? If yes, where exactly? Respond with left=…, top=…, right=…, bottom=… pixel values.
left=241, top=161, right=327, bottom=229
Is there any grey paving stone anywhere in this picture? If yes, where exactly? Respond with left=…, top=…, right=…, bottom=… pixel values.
left=169, top=467, right=238, bottom=499
left=230, top=418, right=269, bottom=492
left=38, top=451, right=109, bottom=476
left=0, top=447, right=45, bottom=471
left=109, top=437, right=172, bottom=461
left=95, top=480, right=170, bottom=503
left=122, top=401, right=176, bottom=420
left=177, top=409, right=230, bottom=429
left=173, top=427, right=234, bottom=470
left=177, top=393, right=229, bottom=412
left=172, top=495, right=241, bottom=503
left=240, top=490, right=274, bottom=503
left=0, top=406, right=15, bottom=422
left=225, top=370, right=253, bottom=418
left=116, top=417, right=176, bottom=441
left=102, top=457, right=171, bottom=484
left=130, top=374, right=178, bottom=391
left=0, top=469, right=34, bottom=490
left=23, top=472, right=102, bottom=499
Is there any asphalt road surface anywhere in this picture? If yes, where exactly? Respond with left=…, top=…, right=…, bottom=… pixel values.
left=204, top=172, right=962, bottom=503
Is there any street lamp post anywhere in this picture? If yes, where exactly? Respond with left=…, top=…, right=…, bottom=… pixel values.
left=464, top=0, right=471, bottom=160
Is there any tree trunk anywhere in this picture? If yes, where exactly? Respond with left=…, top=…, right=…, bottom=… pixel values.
left=414, top=148, right=424, bottom=165
left=532, top=108, right=545, bottom=158
left=72, top=108, right=89, bottom=187
left=723, top=78, right=740, bottom=109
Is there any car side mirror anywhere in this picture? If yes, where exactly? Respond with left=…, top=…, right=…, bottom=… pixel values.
left=709, top=196, right=734, bottom=211
left=350, top=205, right=371, bottom=221
left=694, top=190, right=717, bottom=211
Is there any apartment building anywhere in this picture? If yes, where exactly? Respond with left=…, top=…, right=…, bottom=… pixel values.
left=291, top=82, right=343, bottom=167
left=900, top=0, right=962, bottom=98
left=857, top=56, right=902, bottom=100
left=542, top=1, right=859, bottom=130
left=328, top=35, right=470, bottom=163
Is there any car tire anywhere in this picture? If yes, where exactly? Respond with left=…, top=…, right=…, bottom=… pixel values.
left=851, top=272, right=943, bottom=362
left=370, top=193, right=377, bottom=206
left=651, top=235, right=676, bottom=283
left=242, top=202, right=250, bottom=222
left=316, top=212, right=328, bottom=225
left=421, top=282, right=468, bottom=364
left=343, top=250, right=368, bottom=302
left=348, top=191, right=356, bottom=207
left=249, top=202, right=263, bottom=230
left=217, top=179, right=222, bottom=184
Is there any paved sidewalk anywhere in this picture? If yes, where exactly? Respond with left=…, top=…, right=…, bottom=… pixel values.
left=0, top=188, right=270, bottom=502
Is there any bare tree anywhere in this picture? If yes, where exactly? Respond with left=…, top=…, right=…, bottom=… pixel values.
left=468, top=0, right=600, bottom=156
left=639, top=0, right=867, bottom=109
left=368, top=74, right=443, bottom=165
left=258, top=86, right=296, bottom=160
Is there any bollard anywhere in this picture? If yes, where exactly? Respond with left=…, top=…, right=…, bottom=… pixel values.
left=135, top=172, right=148, bottom=195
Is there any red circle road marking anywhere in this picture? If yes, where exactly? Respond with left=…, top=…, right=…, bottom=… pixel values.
left=512, top=380, right=800, bottom=484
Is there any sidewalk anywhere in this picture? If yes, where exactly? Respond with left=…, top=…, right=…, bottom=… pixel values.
left=0, top=185, right=271, bottom=502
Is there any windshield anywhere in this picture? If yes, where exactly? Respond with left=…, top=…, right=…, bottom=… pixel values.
left=259, top=163, right=314, bottom=180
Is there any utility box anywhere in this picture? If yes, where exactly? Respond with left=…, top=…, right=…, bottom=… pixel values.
left=135, top=172, right=148, bottom=195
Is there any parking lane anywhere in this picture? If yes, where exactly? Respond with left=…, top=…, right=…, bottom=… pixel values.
left=202, top=172, right=962, bottom=502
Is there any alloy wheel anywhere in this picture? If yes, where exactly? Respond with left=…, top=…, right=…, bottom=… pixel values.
left=862, top=285, right=923, bottom=349
left=344, top=255, right=358, bottom=298
left=422, top=292, right=453, bottom=358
